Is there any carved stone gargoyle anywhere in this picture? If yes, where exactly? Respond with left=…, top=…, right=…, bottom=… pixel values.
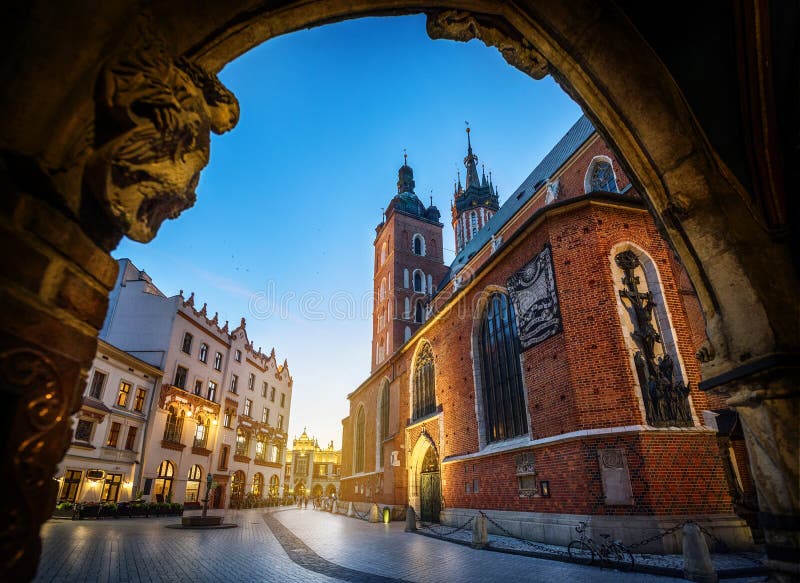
left=85, top=16, right=239, bottom=242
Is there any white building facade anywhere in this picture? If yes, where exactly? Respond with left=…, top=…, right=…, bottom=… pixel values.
left=56, top=340, right=162, bottom=504
left=100, top=259, right=293, bottom=507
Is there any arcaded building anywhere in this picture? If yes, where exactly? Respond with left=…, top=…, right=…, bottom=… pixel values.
left=340, top=117, right=754, bottom=552
left=284, top=429, right=342, bottom=499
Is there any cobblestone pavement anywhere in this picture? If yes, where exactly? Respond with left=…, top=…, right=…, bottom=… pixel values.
left=34, top=507, right=701, bottom=582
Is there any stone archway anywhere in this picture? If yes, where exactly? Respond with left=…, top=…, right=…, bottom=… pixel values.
left=1, top=2, right=796, bottom=580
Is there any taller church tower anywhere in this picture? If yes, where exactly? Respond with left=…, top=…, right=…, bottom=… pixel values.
left=372, top=155, right=448, bottom=371
left=451, top=127, right=500, bottom=253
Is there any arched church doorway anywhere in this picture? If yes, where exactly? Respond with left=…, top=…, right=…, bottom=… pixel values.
left=311, top=484, right=323, bottom=498
left=419, top=447, right=441, bottom=523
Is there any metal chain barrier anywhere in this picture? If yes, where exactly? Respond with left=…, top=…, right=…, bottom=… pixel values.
left=418, top=516, right=474, bottom=538
left=626, top=521, right=687, bottom=551
left=351, top=505, right=370, bottom=521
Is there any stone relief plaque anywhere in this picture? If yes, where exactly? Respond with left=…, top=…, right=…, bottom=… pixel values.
left=507, top=245, right=562, bottom=350
left=597, top=448, right=634, bottom=505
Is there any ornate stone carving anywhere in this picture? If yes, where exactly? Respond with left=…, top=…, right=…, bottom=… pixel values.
left=0, top=349, right=68, bottom=575
left=85, top=15, right=239, bottom=242
left=615, top=250, right=693, bottom=427
left=507, top=244, right=562, bottom=349
left=426, top=10, right=548, bottom=80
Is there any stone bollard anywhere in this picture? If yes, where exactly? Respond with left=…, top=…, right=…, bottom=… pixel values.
left=683, top=523, right=718, bottom=583
left=347, top=502, right=355, bottom=517
left=472, top=513, right=488, bottom=549
left=369, top=503, right=380, bottom=523
left=405, top=506, right=417, bottom=532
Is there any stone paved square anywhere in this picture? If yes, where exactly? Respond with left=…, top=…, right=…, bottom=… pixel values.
left=33, top=508, right=720, bottom=582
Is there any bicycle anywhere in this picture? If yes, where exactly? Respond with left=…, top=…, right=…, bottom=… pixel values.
left=567, top=521, right=635, bottom=570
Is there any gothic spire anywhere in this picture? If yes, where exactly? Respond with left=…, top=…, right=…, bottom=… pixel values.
left=463, top=127, right=481, bottom=189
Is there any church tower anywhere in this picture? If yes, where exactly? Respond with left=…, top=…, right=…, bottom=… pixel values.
left=372, top=154, right=448, bottom=371
left=451, top=127, right=500, bottom=253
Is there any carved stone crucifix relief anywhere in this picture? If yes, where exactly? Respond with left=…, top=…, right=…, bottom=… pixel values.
left=615, top=250, right=693, bottom=427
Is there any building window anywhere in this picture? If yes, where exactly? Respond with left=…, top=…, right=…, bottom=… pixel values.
left=153, top=460, right=174, bottom=500
left=277, top=414, right=284, bottom=430
left=413, top=270, right=424, bottom=292
left=223, top=408, right=233, bottom=428
left=116, top=381, right=132, bottom=407
left=280, top=393, right=286, bottom=407
left=244, top=398, right=252, bottom=417
left=194, top=416, right=210, bottom=449
left=199, top=343, right=208, bottom=363
left=174, top=366, right=187, bottom=390
left=230, top=374, right=238, bottom=394
left=295, top=455, right=308, bottom=476
left=403, top=268, right=409, bottom=288
left=413, top=234, right=425, bottom=256
left=262, top=407, right=269, bottom=424
left=414, top=301, right=424, bottom=323
left=587, top=158, right=618, bottom=193
left=214, top=352, right=223, bottom=371
left=269, top=475, right=280, bottom=497
left=182, top=332, right=193, bottom=354
left=252, top=473, right=264, bottom=497
left=134, top=388, right=147, bottom=411
left=478, top=292, right=528, bottom=443
left=379, top=277, right=386, bottom=301
left=470, top=212, right=478, bottom=236
left=194, top=380, right=203, bottom=396
left=231, top=470, right=246, bottom=504
left=163, top=406, right=184, bottom=443
left=378, top=380, right=390, bottom=466
left=124, top=426, right=138, bottom=450
left=102, top=473, right=122, bottom=502
left=404, top=326, right=412, bottom=342
left=235, top=429, right=250, bottom=457
left=88, top=370, right=106, bottom=399
left=219, top=445, right=229, bottom=470
left=412, top=341, right=436, bottom=420
left=60, top=469, right=82, bottom=501
left=207, top=380, right=217, bottom=402
left=185, top=465, right=202, bottom=502
left=248, top=373, right=255, bottom=391
left=75, top=419, right=93, bottom=442
left=106, top=422, right=121, bottom=447
left=255, top=437, right=266, bottom=461
left=234, top=349, right=242, bottom=362
left=262, top=382, right=268, bottom=398
left=270, top=386, right=276, bottom=402
left=354, top=406, right=365, bottom=473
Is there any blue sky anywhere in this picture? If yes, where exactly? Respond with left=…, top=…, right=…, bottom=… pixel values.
left=113, top=15, right=582, bottom=448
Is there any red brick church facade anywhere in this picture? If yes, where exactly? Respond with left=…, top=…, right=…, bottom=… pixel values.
left=340, top=117, right=755, bottom=552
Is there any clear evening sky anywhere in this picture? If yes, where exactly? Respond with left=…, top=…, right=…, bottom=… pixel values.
left=113, top=15, right=582, bottom=448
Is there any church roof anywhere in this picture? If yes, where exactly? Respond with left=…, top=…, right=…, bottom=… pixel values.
left=443, top=115, right=595, bottom=284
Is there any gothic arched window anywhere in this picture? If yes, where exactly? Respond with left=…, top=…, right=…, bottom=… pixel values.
left=587, top=159, right=618, bottom=193
left=354, top=406, right=365, bottom=473
left=413, top=234, right=425, bottom=256
left=252, top=472, right=264, bottom=497
left=185, top=464, right=202, bottom=502
left=470, top=212, right=478, bottom=236
left=378, top=380, right=390, bottom=466
left=413, top=270, right=424, bottom=293
left=478, top=292, right=528, bottom=442
left=413, top=342, right=436, bottom=420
